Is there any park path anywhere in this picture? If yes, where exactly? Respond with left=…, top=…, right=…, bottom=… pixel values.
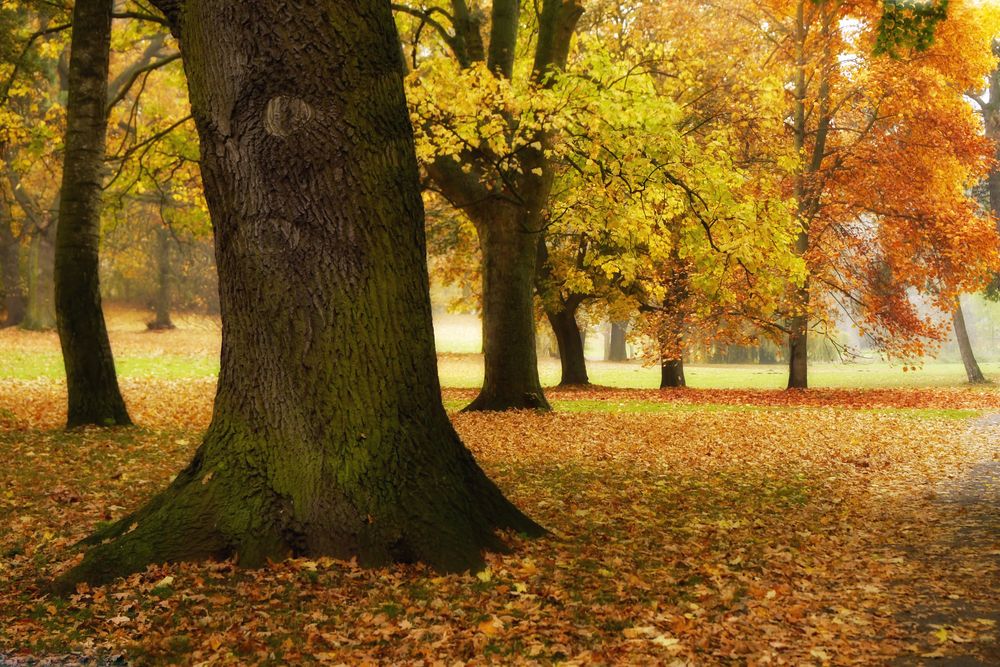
left=893, top=413, right=1000, bottom=665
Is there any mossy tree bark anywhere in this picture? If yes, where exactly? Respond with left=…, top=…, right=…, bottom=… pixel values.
left=953, top=299, right=987, bottom=384
left=57, top=0, right=542, bottom=591
left=53, top=0, right=130, bottom=427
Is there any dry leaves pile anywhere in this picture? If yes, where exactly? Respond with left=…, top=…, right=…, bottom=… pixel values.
left=0, top=321, right=998, bottom=664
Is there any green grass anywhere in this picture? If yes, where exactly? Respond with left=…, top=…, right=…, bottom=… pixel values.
left=2, top=309, right=999, bottom=391
left=0, top=351, right=218, bottom=380
left=442, top=397, right=981, bottom=419
left=435, top=356, right=1000, bottom=390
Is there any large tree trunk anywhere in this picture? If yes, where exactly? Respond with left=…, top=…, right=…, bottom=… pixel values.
left=608, top=321, right=628, bottom=361
left=463, top=211, right=550, bottom=411
left=660, top=358, right=685, bottom=388
left=53, top=0, right=130, bottom=427
left=953, top=299, right=987, bottom=384
left=546, top=299, right=588, bottom=386
left=22, top=224, right=56, bottom=331
left=58, top=0, right=541, bottom=591
left=0, top=214, right=25, bottom=328
left=147, top=226, right=175, bottom=330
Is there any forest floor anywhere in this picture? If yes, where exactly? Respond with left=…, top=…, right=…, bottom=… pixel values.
left=1, top=316, right=999, bottom=665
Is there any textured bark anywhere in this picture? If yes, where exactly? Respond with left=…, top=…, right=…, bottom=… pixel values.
left=53, top=0, right=131, bottom=427
left=147, top=226, right=175, bottom=330
left=660, top=358, right=685, bottom=388
left=0, top=206, right=25, bottom=328
left=57, top=0, right=541, bottom=591
left=463, top=209, right=550, bottom=411
left=608, top=321, right=628, bottom=361
left=546, top=299, right=588, bottom=386
left=953, top=300, right=987, bottom=384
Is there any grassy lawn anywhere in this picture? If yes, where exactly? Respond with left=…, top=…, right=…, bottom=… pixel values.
left=2, top=309, right=998, bottom=390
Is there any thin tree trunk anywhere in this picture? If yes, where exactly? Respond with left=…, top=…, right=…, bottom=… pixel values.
left=547, top=299, right=588, bottom=386
left=608, top=321, right=628, bottom=361
left=658, top=312, right=686, bottom=388
left=464, top=212, right=550, bottom=411
left=57, top=0, right=541, bottom=591
left=787, top=306, right=808, bottom=389
left=953, top=299, right=987, bottom=384
left=53, top=0, right=130, bottom=427
left=22, top=225, right=56, bottom=330
left=660, top=358, right=685, bottom=388
left=0, top=212, right=25, bottom=328
left=787, top=0, right=810, bottom=391
left=147, top=226, right=175, bottom=330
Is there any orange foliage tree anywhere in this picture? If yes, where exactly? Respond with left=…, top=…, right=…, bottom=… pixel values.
left=731, top=0, right=1000, bottom=388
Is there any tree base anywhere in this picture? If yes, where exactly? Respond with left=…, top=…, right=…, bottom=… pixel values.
left=462, top=389, right=552, bottom=412
left=146, top=320, right=176, bottom=331
left=54, top=426, right=544, bottom=593
left=557, top=380, right=591, bottom=389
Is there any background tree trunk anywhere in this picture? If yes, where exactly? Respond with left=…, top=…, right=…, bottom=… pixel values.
left=53, top=0, right=130, bottom=427
left=463, top=211, right=550, bottom=411
left=546, top=300, right=588, bottom=386
left=607, top=321, right=628, bottom=361
left=22, top=224, right=56, bottom=330
left=0, top=210, right=26, bottom=328
left=59, top=0, right=541, bottom=590
left=660, top=358, right=685, bottom=388
left=147, top=226, right=175, bottom=330
left=787, top=313, right=808, bottom=389
left=953, top=299, right=987, bottom=384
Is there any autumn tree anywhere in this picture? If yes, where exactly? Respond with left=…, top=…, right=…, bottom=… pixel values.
left=532, top=2, right=803, bottom=389
left=958, top=34, right=1000, bottom=384
left=0, top=2, right=70, bottom=329
left=729, top=0, right=1000, bottom=388
left=402, top=1, right=586, bottom=411
left=52, top=0, right=131, bottom=427
left=58, top=0, right=541, bottom=589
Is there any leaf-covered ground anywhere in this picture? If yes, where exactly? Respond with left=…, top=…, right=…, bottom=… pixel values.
left=1, top=323, right=999, bottom=665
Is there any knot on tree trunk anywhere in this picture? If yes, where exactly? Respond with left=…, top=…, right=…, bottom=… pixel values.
left=264, top=96, right=315, bottom=138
